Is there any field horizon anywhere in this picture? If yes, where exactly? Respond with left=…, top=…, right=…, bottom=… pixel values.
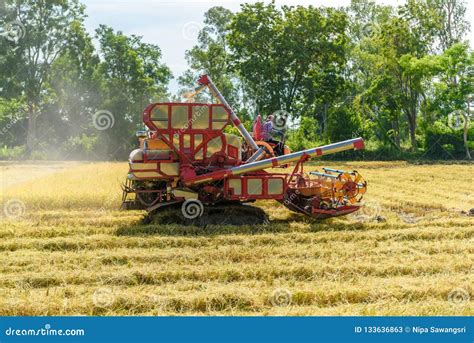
left=0, top=161, right=472, bottom=315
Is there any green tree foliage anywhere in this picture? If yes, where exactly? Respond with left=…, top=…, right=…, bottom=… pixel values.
left=95, top=25, right=172, bottom=157
left=1, top=0, right=86, bottom=154
left=355, top=14, right=431, bottom=149
left=0, top=0, right=472, bottom=160
left=0, top=1, right=171, bottom=159
left=227, top=2, right=349, bottom=123
left=178, top=7, right=240, bottom=106
left=286, top=116, right=321, bottom=151
left=401, top=0, right=469, bottom=52
left=327, top=104, right=362, bottom=143
left=349, top=0, right=471, bottom=155
left=416, top=43, right=473, bottom=158
left=0, top=98, right=25, bottom=148
left=44, top=21, right=101, bottom=157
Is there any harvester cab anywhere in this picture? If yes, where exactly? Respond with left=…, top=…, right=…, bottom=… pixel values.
left=248, top=114, right=290, bottom=161
left=121, top=74, right=367, bottom=220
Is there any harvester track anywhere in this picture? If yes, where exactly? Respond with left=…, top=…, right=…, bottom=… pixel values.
left=144, top=203, right=269, bottom=226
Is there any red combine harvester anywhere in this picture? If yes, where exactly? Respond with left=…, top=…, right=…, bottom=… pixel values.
left=121, top=75, right=367, bottom=221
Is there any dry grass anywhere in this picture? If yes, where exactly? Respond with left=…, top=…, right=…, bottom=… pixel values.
left=0, top=161, right=473, bottom=316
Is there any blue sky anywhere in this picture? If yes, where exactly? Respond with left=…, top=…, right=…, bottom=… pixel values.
left=82, top=0, right=474, bottom=95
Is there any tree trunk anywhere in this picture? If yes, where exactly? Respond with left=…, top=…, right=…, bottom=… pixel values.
left=463, top=104, right=471, bottom=160
left=409, top=124, right=417, bottom=150
left=463, top=117, right=471, bottom=160
left=26, top=102, right=37, bottom=156
left=392, top=115, right=401, bottom=149
left=405, top=109, right=417, bottom=150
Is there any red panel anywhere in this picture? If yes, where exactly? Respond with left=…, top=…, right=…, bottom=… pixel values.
left=183, top=168, right=231, bottom=185
left=252, top=114, right=262, bottom=140
left=141, top=102, right=234, bottom=165
left=142, top=103, right=156, bottom=131
left=143, top=102, right=231, bottom=133
left=198, top=74, right=210, bottom=86
left=224, top=174, right=287, bottom=201
left=228, top=145, right=238, bottom=159
left=353, top=138, right=365, bottom=150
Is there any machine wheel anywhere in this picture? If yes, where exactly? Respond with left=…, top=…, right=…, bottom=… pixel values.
left=256, top=141, right=276, bottom=159
left=130, top=180, right=168, bottom=208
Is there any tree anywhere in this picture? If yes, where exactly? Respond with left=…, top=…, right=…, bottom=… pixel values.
left=286, top=116, right=321, bottom=151
left=347, top=0, right=392, bottom=43
left=2, top=0, right=86, bottom=154
left=355, top=11, right=434, bottom=150
left=47, top=21, right=101, bottom=147
left=348, top=0, right=471, bottom=153
left=178, top=7, right=241, bottom=107
left=401, top=0, right=469, bottom=52
left=0, top=97, right=26, bottom=148
left=228, top=2, right=349, bottom=126
left=95, top=25, right=172, bottom=157
left=347, top=0, right=399, bottom=148
left=431, top=43, right=473, bottom=158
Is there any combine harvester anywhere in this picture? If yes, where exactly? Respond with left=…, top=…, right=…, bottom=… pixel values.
left=121, top=75, right=367, bottom=221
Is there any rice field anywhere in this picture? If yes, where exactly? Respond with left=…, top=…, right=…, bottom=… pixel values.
left=0, top=161, right=473, bottom=315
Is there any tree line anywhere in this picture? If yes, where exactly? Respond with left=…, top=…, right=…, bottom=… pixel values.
left=0, top=0, right=472, bottom=160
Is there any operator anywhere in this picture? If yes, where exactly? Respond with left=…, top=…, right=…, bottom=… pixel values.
left=262, top=114, right=284, bottom=155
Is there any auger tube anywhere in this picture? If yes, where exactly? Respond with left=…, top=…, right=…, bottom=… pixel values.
left=183, top=137, right=365, bottom=186
left=197, top=75, right=265, bottom=162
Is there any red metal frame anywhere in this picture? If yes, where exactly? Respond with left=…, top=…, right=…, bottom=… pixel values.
left=143, top=103, right=230, bottom=134
left=142, top=102, right=240, bottom=166
left=224, top=172, right=289, bottom=201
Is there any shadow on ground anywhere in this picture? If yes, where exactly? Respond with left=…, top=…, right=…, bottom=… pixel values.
left=115, top=209, right=371, bottom=237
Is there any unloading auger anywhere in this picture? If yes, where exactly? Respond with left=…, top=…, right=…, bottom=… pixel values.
left=121, top=75, right=367, bottom=220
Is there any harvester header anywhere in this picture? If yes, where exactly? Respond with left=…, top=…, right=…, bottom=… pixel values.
left=121, top=75, right=367, bottom=220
